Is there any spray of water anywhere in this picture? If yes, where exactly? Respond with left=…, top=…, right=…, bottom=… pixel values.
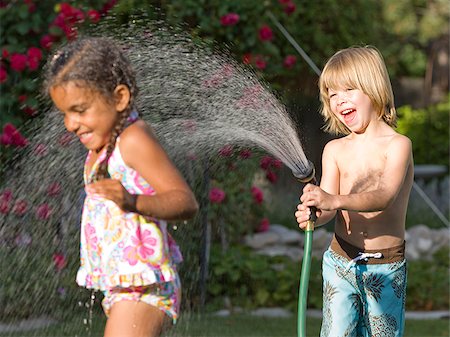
left=0, top=21, right=313, bottom=331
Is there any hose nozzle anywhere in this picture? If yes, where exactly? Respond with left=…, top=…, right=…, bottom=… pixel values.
left=292, top=160, right=316, bottom=184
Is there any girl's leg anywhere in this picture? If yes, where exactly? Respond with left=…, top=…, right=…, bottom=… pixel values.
left=104, top=300, right=168, bottom=337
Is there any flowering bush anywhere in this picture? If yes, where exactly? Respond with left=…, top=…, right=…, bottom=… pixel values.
left=0, top=0, right=117, bottom=321
left=0, top=0, right=116, bottom=163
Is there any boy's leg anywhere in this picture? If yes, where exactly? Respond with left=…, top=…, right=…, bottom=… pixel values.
left=321, top=249, right=362, bottom=337
left=360, top=260, right=407, bottom=337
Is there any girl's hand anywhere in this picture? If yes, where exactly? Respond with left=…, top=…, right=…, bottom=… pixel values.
left=85, top=179, right=137, bottom=212
left=300, top=183, right=336, bottom=211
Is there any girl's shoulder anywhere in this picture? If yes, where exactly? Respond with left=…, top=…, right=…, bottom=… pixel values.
left=117, top=121, right=161, bottom=167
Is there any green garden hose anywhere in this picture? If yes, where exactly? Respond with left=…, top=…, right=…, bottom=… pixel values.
left=294, top=165, right=317, bottom=337
left=298, top=220, right=314, bottom=337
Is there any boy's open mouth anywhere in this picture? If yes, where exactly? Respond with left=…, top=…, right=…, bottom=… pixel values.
left=341, top=108, right=356, bottom=124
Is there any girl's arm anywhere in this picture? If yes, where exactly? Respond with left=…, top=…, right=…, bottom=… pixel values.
left=89, top=121, right=199, bottom=220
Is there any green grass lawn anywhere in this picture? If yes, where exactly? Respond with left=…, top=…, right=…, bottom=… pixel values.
left=1, top=311, right=448, bottom=337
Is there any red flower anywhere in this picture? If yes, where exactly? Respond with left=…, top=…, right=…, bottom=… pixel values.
left=27, top=47, right=42, bottom=61
left=260, top=155, right=273, bottom=170
left=13, top=199, right=28, bottom=216
left=36, top=203, right=52, bottom=220
left=258, top=25, right=274, bottom=41
left=23, top=106, right=37, bottom=116
left=279, top=0, right=291, bottom=4
left=10, top=53, right=28, bottom=72
left=53, top=253, right=67, bottom=271
left=272, top=158, right=283, bottom=169
left=34, top=143, right=48, bottom=156
left=239, top=149, right=252, bottom=159
left=1, top=123, right=28, bottom=147
left=0, top=198, right=11, bottom=214
left=257, top=218, right=270, bottom=232
left=284, top=2, right=296, bottom=15
left=47, top=182, right=61, bottom=196
left=220, top=13, right=240, bottom=26
left=251, top=186, right=264, bottom=204
left=0, top=189, right=13, bottom=201
left=219, top=145, right=233, bottom=157
left=40, top=35, right=53, bottom=50
left=254, top=55, right=267, bottom=70
left=18, top=95, right=27, bottom=104
left=1, top=48, right=9, bottom=59
left=209, top=187, right=226, bottom=204
left=242, top=53, right=252, bottom=65
left=87, top=9, right=101, bottom=23
left=283, top=55, right=297, bottom=68
left=266, top=170, right=278, bottom=184
left=0, top=67, right=7, bottom=83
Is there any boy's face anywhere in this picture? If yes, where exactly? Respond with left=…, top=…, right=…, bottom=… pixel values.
left=50, top=81, right=120, bottom=152
left=328, top=88, right=376, bottom=134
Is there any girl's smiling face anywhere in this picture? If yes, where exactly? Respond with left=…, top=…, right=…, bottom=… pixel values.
left=328, top=87, right=376, bottom=134
left=50, top=81, right=128, bottom=151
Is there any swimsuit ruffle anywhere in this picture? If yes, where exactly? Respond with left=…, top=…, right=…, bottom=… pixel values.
left=76, top=264, right=177, bottom=291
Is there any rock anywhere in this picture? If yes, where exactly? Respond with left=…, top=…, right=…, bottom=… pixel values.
left=256, top=245, right=303, bottom=261
left=244, top=232, right=280, bottom=249
left=251, top=307, right=293, bottom=318
left=268, top=224, right=302, bottom=245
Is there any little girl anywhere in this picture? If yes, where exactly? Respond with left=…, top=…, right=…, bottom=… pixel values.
left=44, top=37, right=198, bottom=337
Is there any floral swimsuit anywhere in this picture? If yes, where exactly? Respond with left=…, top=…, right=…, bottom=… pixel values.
left=76, top=112, right=182, bottom=322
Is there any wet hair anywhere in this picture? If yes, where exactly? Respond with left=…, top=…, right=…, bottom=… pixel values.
left=318, top=46, right=397, bottom=135
left=44, top=37, right=139, bottom=181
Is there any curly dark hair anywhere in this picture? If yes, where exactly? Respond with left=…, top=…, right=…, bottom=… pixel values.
left=44, top=37, right=139, bottom=182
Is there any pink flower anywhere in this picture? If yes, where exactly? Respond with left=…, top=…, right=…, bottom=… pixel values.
left=36, top=203, right=52, bottom=220
left=284, top=2, right=296, bottom=15
left=254, top=55, right=267, bottom=70
left=266, top=170, right=278, bottom=184
left=40, top=35, right=53, bottom=50
left=58, top=132, right=73, bottom=147
left=47, top=182, right=61, bottom=196
left=209, top=187, right=226, bottom=204
left=251, top=186, right=264, bottom=204
left=0, top=189, right=13, bottom=201
left=239, top=149, right=252, bottom=159
left=260, top=155, right=273, bottom=170
left=258, top=25, right=274, bottom=41
left=13, top=199, right=28, bottom=216
left=34, top=144, right=48, bottom=156
left=219, top=145, right=233, bottom=157
left=10, top=53, right=28, bottom=72
left=257, top=218, right=270, bottom=232
left=283, top=55, right=297, bottom=68
left=0, top=198, right=10, bottom=214
left=53, top=253, right=67, bottom=271
left=85, top=223, right=98, bottom=251
left=0, top=67, right=6, bottom=83
left=124, top=227, right=157, bottom=265
left=87, top=9, right=101, bottom=23
left=220, top=13, right=240, bottom=26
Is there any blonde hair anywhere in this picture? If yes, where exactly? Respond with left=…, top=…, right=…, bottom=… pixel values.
left=319, top=46, right=397, bottom=135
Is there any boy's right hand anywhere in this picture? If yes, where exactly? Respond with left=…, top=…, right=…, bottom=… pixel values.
left=295, top=203, right=321, bottom=230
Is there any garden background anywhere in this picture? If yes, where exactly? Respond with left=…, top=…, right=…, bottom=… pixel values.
left=0, top=0, right=449, bottom=336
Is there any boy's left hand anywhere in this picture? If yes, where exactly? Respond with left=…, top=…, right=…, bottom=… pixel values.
left=300, top=183, right=336, bottom=211
left=85, top=179, right=137, bottom=212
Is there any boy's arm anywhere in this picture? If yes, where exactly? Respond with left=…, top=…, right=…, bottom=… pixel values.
left=302, top=135, right=412, bottom=213
left=314, top=141, right=339, bottom=225
left=296, top=141, right=339, bottom=228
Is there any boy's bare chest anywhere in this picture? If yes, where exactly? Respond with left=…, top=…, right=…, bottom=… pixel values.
left=336, top=144, right=387, bottom=193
